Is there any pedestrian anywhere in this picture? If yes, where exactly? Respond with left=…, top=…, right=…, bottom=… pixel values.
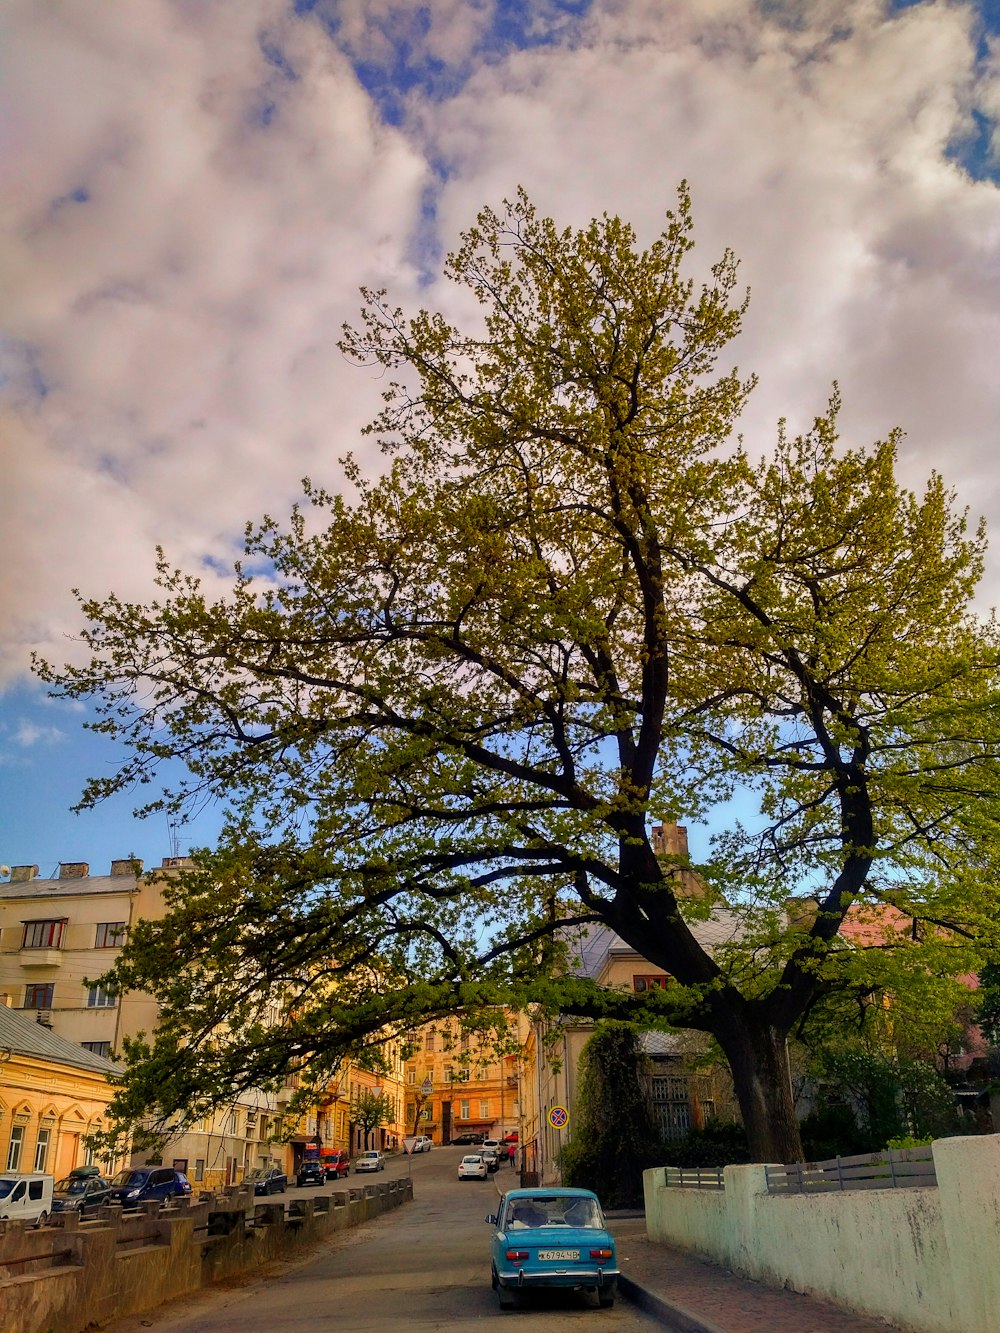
left=507, top=1142, right=516, bottom=1169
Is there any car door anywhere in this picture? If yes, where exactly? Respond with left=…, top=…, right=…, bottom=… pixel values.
left=148, top=1169, right=174, bottom=1201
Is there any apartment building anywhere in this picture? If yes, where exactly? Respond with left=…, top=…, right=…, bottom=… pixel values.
left=0, top=858, right=286, bottom=1187
left=404, top=1013, right=526, bottom=1145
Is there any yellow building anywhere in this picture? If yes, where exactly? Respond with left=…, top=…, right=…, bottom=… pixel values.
left=281, top=1039, right=408, bottom=1169
left=0, top=858, right=287, bottom=1188
left=404, top=1014, right=526, bottom=1146
left=0, top=999, right=121, bottom=1178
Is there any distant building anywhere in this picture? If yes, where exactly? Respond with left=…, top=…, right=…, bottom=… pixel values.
left=520, top=824, right=741, bottom=1185
left=404, top=1013, right=527, bottom=1145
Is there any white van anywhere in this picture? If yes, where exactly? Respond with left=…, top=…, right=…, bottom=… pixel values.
left=0, top=1173, right=54, bottom=1225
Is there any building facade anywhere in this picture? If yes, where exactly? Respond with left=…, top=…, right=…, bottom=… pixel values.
left=404, top=1014, right=526, bottom=1145
left=0, top=858, right=287, bottom=1188
left=0, top=1000, right=121, bottom=1179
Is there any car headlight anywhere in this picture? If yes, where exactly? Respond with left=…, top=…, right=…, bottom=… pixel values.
left=126, top=1188, right=141, bottom=1198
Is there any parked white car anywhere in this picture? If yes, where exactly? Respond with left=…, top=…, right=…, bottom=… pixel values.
left=458, top=1154, right=488, bottom=1181
left=0, top=1173, right=54, bottom=1225
left=354, top=1151, right=385, bottom=1173
left=413, top=1136, right=433, bottom=1153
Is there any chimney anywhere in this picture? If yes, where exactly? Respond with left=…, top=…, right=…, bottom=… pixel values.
left=110, top=858, right=143, bottom=876
left=10, top=865, right=39, bottom=882
left=650, top=823, right=705, bottom=899
left=59, top=862, right=89, bottom=879
left=650, top=823, right=690, bottom=857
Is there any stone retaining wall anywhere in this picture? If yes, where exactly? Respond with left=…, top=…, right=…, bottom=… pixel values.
left=0, top=1179, right=412, bottom=1333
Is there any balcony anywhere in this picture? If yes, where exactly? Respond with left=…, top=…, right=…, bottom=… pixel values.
left=18, top=949, right=62, bottom=968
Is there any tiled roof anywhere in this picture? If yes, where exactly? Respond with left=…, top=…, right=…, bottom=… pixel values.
left=0, top=1003, right=122, bottom=1078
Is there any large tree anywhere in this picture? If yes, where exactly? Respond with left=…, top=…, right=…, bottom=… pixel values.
left=38, top=186, right=1000, bottom=1162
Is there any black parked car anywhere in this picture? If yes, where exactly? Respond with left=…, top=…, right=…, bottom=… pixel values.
left=296, top=1161, right=325, bottom=1188
left=450, top=1132, right=485, bottom=1146
left=108, top=1166, right=193, bottom=1206
left=244, top=1165, right=287, bottom=1195
left=51, top=1166, right=112, bottom=1216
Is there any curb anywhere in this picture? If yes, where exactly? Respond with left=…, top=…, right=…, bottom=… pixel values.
left=619, top=1273, right=730, bottom=1333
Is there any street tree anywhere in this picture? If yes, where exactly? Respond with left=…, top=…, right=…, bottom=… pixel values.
left=351, top=1088, right=395, bottom=1149
left=37, top=186, right=1000, bottom=1162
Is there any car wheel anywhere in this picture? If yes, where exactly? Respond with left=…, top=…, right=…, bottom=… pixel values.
left=598, top=1294, right=615, bottom=1309
left=490, top=1265, right=498, bottom=1290
left=34, top=1211, right=49, bottom=1229
left=497, top=1286, right=517, bottom=1310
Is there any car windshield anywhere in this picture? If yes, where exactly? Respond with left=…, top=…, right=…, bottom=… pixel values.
left=360, top=1152, right=378, bottom=1159
left=110, top=1170, right=146, bottom=1187
left=0, top=1178, right=19, bottom=1199
left=462, top=1156, right=482, bottom=1164
left=505, top=1195, right=603, bottom=1229
left=55, top=1178, right=90, bottom=1194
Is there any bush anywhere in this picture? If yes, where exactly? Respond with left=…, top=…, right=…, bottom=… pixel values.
left=799, top=1103, right=865, bottom=1161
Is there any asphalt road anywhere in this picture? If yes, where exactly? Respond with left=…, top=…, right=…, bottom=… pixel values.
left=107, top=1148, right=664, bottom=1331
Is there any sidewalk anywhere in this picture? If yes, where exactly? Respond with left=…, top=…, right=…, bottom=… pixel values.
left=609, top=1217, right=903, bottom=1333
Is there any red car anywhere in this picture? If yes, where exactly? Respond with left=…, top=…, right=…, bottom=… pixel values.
left=322, top=1150, right=351, bottom=1180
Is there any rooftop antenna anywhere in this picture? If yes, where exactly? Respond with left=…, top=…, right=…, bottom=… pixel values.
left=166, top=816, right=181, bottom=860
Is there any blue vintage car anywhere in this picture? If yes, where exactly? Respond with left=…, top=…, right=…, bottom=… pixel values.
left=487, top=1187, right=619, bottom=1309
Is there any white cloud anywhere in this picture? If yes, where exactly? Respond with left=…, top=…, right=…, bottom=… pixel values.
left=12, top=720, right=65, bottom=748
left=3, top=0, right=1000, bottom=696
left=0, top=0, right=429, bottom=680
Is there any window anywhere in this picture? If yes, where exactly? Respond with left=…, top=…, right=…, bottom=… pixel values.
left=21, top=919, right=66, bottom=949
left=479, top=1100, right=490, bottom=1119
left=82, top=1041, right=111, bottom=1058
left=444, top=1066, right=454, bottom=1083
left=24, top=983, right=54, bottom=1009
left=460, top=1100, right=470, bottom=1120
left=407, top=1069, right=416, bottom=1084
left=425, top=1033, right=436, bottom=1052
left=194, top=1159, right=205, bottom=1182
left=95, top=921, right=127, bottom=948
left=87, top=986, right=116, bottom=1008
left=34, top=1128, right=50, bottom=1171
left=6, top=1125, right=24, bottom=1170
left=633, top=974, right=669, bottom=992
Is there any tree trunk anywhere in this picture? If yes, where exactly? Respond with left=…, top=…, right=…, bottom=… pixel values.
left=714, top=1013, right=803, bottom=1163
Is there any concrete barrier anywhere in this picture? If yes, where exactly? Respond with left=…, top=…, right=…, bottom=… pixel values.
left=643, top=1134, right=999, bottom=1333
left=0, top=1178, right=412, bottom=1333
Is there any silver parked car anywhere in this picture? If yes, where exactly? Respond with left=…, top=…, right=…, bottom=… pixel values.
left=354, top=1150, right=385, bottom=1173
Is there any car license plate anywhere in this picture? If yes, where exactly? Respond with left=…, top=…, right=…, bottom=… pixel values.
left=538, top=1250, right=577, bottom=1261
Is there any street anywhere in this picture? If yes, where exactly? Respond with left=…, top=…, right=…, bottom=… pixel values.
left=106, top=1148, right=664, bottom=1331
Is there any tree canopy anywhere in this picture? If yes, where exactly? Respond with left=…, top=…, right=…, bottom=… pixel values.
left=38, top=184, right=1000, bottom=1161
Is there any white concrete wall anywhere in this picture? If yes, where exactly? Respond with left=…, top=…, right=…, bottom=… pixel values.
left=643, top=1135, right=1000, bottom=1333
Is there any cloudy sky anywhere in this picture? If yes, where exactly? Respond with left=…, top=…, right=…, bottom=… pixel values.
left=3, top=0, right=1000, bottom=875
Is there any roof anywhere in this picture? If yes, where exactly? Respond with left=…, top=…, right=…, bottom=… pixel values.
left=566, top=912, right=744, bottom=981
left=639, top=1030, right=686, bottom=1057
left=0, top=1003, right=122, bottom=1078
left=0, top=874, right=141, bottom=902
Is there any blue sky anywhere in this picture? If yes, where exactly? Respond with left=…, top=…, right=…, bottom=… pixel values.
left=4, top=0, right=1000, bottom=876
